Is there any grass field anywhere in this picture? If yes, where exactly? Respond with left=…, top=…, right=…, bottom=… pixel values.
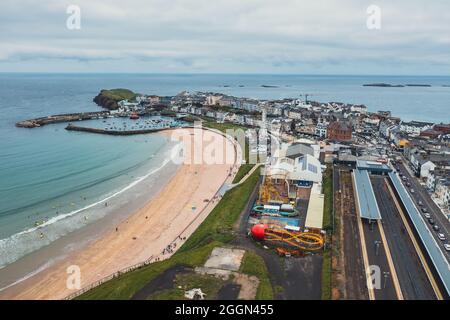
left=77, top=167, right=271, bottom=300
left=240, top=251, right=274, bottom=299
left=101, top=88, right=137, bottom=101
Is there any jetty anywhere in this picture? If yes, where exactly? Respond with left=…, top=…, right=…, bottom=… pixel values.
left=65, top=124, right=168, bottom=135
left=16, top=111, right=111, bottom=128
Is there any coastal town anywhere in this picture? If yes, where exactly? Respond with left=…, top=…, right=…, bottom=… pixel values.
left=114, top=89, right=450, bottom=218
left=11, top=87, right=450, bottom=300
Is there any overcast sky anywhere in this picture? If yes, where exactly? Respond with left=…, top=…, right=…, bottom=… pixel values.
left=1, top=0, right=449, bottom=74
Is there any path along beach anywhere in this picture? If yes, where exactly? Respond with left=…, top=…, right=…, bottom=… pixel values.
left=0, top=127, right=241, bottom=299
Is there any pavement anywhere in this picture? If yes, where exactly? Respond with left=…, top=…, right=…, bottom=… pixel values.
left=360, top=218, right=398, bottom=300
left=371, top=176, right=436, bottom=300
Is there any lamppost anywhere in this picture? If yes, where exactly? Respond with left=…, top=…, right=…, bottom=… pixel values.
left=383, top=271, right=390, bottom=289
left=374, top=240, right=381, bottom=256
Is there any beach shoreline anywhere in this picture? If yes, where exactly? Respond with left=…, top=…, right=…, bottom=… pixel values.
left=0, top=127, right=242, bottom=300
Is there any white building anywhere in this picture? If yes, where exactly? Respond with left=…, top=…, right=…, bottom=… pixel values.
left=315, top=122, right=328, bottom=138
left=400, top=121, right=434, bottom=136
left=420, top=161, right=437, bottom=179
left=206, top=95, right=223, bottom=106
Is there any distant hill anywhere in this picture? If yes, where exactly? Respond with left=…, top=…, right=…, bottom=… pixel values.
left=93, top=88, right=137, bottom=110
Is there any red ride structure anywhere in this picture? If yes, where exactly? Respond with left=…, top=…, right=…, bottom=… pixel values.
left=250, top=224, right=323, bottom=251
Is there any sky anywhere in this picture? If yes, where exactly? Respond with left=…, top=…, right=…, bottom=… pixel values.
left=1, top=0, right=450, bottom=75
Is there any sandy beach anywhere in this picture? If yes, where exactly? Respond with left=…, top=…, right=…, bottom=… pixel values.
left=0, top=127, right=241, bottom=300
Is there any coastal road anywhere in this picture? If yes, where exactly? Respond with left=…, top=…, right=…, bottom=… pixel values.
left=395, top=161, right=450, bottom=262
left=371, top=176, right=436, bottom=300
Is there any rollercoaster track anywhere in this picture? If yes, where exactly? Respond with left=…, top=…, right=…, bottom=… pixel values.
left=262, top=224, right=324, bottom=251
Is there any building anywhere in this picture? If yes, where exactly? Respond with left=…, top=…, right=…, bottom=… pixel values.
left=400, top=121, right=434, bottom=136
left=315, top=122, right=328, bottom=138
left=434, top=124, right=450, bottom=135
left=205, top=95, right=223, bottom=106
left=327, top=121, right=352, bottom=142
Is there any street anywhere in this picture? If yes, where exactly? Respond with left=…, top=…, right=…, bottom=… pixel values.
left=371, top=176, right=436, bottom=299
left=395, top=160, right=450, bottom=261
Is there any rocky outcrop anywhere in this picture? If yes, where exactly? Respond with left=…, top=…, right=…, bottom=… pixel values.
left=93, top=93, right=119, bottom=110
left=93, top=89, right=137, bottom=110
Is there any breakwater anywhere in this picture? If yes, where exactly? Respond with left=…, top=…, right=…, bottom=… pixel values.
left=65, top=124, right=168, bottom=135
left=16, top=111, right=111, bottom=128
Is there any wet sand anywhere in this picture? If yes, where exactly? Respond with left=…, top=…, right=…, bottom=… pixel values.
left=0, top=127, right=241, bottom=299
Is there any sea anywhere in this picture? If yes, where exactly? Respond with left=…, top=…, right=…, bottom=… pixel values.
left=0, top=73, right=449, bottom=289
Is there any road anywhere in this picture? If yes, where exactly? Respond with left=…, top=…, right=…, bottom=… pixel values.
left=395, top=160, right=450, bottom=261
left=371, top=176, right=436, bottom=300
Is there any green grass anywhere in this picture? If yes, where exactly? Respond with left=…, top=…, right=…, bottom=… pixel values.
left=320, top=164, right=333, bottom=300
left=202, top=119, right=249, bottom=133
left=148, top=273, right=226, bottom=300
left=320, top=250, right=332, bottom=300
left=322, top=165, right=333, bottom=231
left=178, top=167, right=261, bottom=253
left=100, top=88, right=137, bottom=102
left=232, top=164, right=255, bottom=183
left=240, top=251, right=274, bottom=300
left=77, top=168, right=262, bottom=300
left=77, top=241, right=219, bottom=300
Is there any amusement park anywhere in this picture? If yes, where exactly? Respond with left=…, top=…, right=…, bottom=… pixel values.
left=246, top=141, right=326, bottom=257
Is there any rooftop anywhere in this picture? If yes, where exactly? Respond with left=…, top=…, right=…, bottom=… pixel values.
left=305, top=183, right=324, bottom=230
left=353, top=168, right=382, bottom=220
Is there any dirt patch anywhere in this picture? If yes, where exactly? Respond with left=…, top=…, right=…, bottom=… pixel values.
left=234, top=273, right=259, bottom=300
left=204, top=247, right=246, bottom=271
left=132, top=265, right=192, bottom=300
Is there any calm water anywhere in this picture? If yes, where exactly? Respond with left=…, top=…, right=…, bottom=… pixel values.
left=0, top=73, right=449, bottom=268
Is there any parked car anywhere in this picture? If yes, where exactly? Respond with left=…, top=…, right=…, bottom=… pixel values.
left=433, top=225, right=440, bottom=232
left=418, top=200, right=423, bottom=206
left=428, top=218, right=435, bottom=225
left=421, top=207, right=428, bottom=213
left=444, top=244, right=450, bottom=252
left=424, top=213, right=431, bottom=219
left=438, top=233, right=446, bottom=241
left=410, top=188, right=415, bottom=194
